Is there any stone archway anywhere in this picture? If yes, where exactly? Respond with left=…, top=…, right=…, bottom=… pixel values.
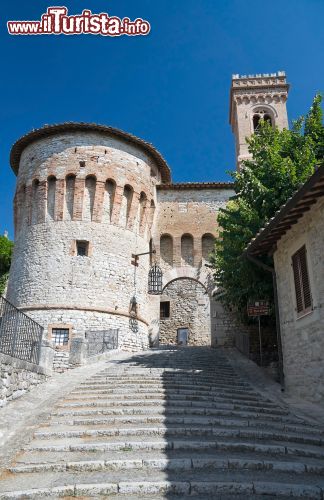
left=159, top=277, right=211, bottom=346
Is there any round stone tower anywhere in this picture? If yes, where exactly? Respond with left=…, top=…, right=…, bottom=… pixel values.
left=8, top=123, right=171, bottom=351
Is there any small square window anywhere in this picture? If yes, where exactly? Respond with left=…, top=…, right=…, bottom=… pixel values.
left=52, top=328, right=69, bottom=346
left=76, top=240, right=89, bottom=256
left=160, top=301, right=170, bottom=319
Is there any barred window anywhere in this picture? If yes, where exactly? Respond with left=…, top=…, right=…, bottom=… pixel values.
left=291, top=245, right=312, bottom=317
left=160, top=301, right=170, bottom=319
left=52, top=328, right=69, bottom=346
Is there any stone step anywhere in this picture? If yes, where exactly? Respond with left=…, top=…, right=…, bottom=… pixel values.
left=51, top=406, right=307, bottom=425
left=33, top=425, right=324, bottom=446
left=67, top=391, right=267, bottom=405
left=63, top=390, right=280, bottom=404
left=25, top=436, right=324, bottom=460
left=88, top=372, right=240, bottom=379
left=3, top=346, right=323, bottom=499
left=94, top=372, right=238, bottom=378
left=9, top=455, right=324, bottom=475
left=48, top=414, right=323, bottom=436
left=79, top=375, right=243, bottom=388
left=0, top=474, right=322, bottom=498
left=57, top=398, right=290, bottom=415
left=71, top=379, right=260, bottom=397
left=13, top=447, right=324, bottom=472
left=70, top=384, right=256, bottom=396
left=51, top=402, right=298, bottom=420
left=61, top=396, right=290, bottom=414
left=69, top=389, right=260, bottom=401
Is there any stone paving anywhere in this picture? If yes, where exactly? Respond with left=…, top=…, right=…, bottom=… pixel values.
left=0, top=347, right=324, bottom=498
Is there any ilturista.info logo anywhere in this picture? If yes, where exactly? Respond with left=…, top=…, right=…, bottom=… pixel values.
left=7, top=6, right=151, bottom=36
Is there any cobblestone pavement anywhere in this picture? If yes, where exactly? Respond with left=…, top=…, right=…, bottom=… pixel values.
left=0, top=347, right=324, bottom=499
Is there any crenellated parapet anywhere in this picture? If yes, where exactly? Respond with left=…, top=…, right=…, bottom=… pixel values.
left=12, top=128, right=160, bottom=238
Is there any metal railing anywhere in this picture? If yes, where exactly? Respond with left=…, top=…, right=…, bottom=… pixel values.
left=85, top=329, right=119, bottom=357
left=0, top=296, right=43, bottom=364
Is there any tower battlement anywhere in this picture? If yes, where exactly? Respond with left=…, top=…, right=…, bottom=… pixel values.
left=232, top=71, right=286, bottom=80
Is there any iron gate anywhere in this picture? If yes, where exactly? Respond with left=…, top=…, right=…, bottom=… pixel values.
left=0, top=296, right=43, bottom=364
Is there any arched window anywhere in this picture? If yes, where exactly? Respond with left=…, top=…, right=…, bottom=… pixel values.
left=139, top=192, right=147, bottom=229
left=102, top=179, right=116, bottom=223
left=160, top=234, right=173, bottom=268
left=202, top=233, right=215, bottom=261
left=120, top=185, right=133, bottom=227
left=148, top=199, right=155, bottom=230
left=65, top=174, right=76, bottom=221
left=181, top=233, right=194, bottom=266
left=83, top=175, right=96, bottom=221
left=47, top=176, right=56, bottom=221
left=31, top=179, right=40, bottom=224
left=253, top=109, right=273, bottom=132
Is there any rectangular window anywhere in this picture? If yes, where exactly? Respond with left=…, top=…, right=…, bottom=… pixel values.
left=76, top=240, right=89, bottom=256
left=291, top=245, right=312, bottom=317
left=52, top=328, right=69, bottom=346
left=160, top=301, right=170, bottom=319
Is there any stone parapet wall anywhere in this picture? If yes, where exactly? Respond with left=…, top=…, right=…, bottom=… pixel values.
left=25, top=309, right=149, bottom=354
left=0, top=353, right=48, bottom=407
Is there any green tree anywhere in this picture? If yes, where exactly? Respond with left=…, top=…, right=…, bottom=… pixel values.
left=304, top=94, right=324, bottom=162
left=0, top=235, right=14, bottom=295
left=211, top=94, right=324, bottom=319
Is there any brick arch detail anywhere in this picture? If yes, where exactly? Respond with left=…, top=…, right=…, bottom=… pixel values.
left=162, top=272, right=208, bottom=293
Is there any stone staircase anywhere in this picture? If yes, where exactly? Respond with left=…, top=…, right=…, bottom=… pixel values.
left=0, top=347, right=324, bottom=498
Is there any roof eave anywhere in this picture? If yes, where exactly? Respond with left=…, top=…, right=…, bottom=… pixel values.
left=10, top=122, right=172, bottom=183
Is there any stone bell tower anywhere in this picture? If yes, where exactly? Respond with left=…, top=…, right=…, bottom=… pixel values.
left=229, top=71, right=290, bottom=169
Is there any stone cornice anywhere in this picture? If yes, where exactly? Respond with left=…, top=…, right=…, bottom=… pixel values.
left=18, top=304, right=149, bottom=326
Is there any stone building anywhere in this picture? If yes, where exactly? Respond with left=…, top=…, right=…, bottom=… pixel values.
left=244, top=165, right=324, bottom=405
left=6, top=72, right=290, bottom=359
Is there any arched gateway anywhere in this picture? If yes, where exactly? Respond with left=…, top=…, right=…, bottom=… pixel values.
left=159, top=277, right=210, bottom=346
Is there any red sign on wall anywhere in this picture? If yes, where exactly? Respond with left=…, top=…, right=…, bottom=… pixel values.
left=247, top=301, right=270, bottom=317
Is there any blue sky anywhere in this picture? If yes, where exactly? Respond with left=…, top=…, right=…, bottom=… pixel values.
left=1, top=0, right=323, bottom=238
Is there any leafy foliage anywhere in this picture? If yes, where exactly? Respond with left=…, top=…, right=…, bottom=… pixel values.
left=0, top=235, right=14, bottom=295
left=211, top=94, right=324, bottom=318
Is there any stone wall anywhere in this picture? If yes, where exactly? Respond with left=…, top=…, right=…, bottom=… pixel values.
left=0, top=353, right=48, bottom=407
left=154, top=187, right=234, bottom=271
left=274, top=197, right=324, bottom=405
left=154, top=186, right=235, bottom=348
left=8, top=125, right=237, bottom=356
left=7, top=130, right=160, bottom=351
left=26, top=309, right=149, bottom=356
left=159, top=278, right=210, bottom=345
left=210, top=299, right=236, bottom=347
